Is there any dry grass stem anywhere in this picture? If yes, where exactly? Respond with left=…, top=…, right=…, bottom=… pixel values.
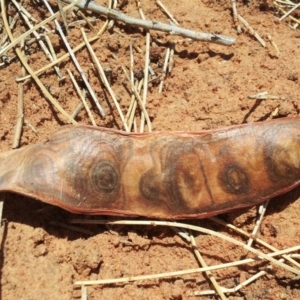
left=74, top=245, right=299, bottom=287
left=189, top=234, right=227, bottom=300
left=76, top=9, right=95, bottom=30
left=137, top=1, right=150, bottom=133
left=12, top=38, right=25, bottom=149
left=0, top=0, right=80, bottom=57
left=237, top=14, right=266, bottom=47
left=63, top=0, right=236, bottom=46
left=156, top=1, right=179, bottom=26
left=193, top=270, right=267, bottom=296
left=126, top=80, right=143, bottom=131
left=67, top=69, right=97, bottom=126
left=122, top=66, right=152, bottom=131
left=70, top=219, right=300, bottom=276
left=80, top=27, right=129, bottom=131
left=0, top=14, right=18, bottom=47
left=1, top=0, right=77, bottom=125
left=231, top=0, right=242, bottom=33
left=279, top=2, right=300, bottom=20
left=266, top=34, right=280, bottom=57
left=58, top=0, right=69, bottom=35
left=210, top=216, right=300, bottom=269
left=16, top=19, right=109, bottom=81
left=0, top=201, right=3, bottom=227
left=107, top=0, right=118, bottom=30
left=168, top=44, right=175, bottom=73
left=247, top=91, right=285, bottom=100
left=44, top=34, right=65, bottom=80
left=69, top=102, right=84, bottom=122
left=247, top=201, right=269, bottom=247
left=158, top=47, right=170, bottom=93
left=42, top=0, right=106, bottom=118
left=12, top=0, right=62, bottom=79
left=81, top=285, right=88, bottom=300
left=24, top=120, right=38, bottom=134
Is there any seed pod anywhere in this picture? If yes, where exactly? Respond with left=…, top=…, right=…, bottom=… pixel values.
left=0, top=117, right=299, bottom=219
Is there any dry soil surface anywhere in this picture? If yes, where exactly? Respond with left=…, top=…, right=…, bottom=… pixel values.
left=0, top=0, right=300, bottom=299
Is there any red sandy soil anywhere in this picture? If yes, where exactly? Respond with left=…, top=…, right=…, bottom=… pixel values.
left=0, top=0, right=300, bottom=299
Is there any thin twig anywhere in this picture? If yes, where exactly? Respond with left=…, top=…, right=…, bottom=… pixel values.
left=76, top=9, right=95, bottom=30
left=247, top=91, right=285, bottom=100
left=266, top=34, right=280, bottom=57
left=237, top=14, right=266, bottom=47
left=63, top=0, right=236, bottom=46
left=158, top=47, right=170, bottom=93
left=168, top=43, right=175, bottom=73
left=42, top=0, right=106, bottom=118
left=156, top=1, right=179, bottom=26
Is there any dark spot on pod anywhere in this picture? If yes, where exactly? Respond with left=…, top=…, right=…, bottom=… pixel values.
left=219, top=164, right=250, bottom=194
left=139, top=170, right=165, bottom=202
left=264, top=138, right=300, bottom=184
left=24, top=153, right=56, bottom=188
left=91, top=161, right=118, bottom=192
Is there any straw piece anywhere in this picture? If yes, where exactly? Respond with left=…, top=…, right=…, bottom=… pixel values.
left=44, top=34, right=65, bottom=80
left=69, top=102, right=84, bottom=123
left=156, top=1, right=179, bottom=26
left=247, top=201, right=269, bottom=247
left=237, top=14, right=266, bottom=47
left=158, top=47, right=170, bottom=93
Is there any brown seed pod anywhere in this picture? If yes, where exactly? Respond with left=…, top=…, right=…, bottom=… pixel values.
left=0, top=117, right=300, bottom=219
